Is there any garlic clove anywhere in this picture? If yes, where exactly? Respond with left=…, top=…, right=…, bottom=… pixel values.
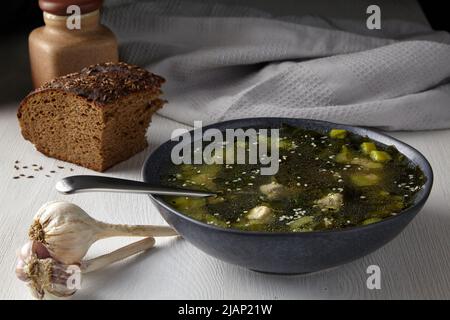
left=15, top=258, right=28, bottom=281
left=16, top=241, right=80, bottom=300
left=19, top=240, right=33, bottom=258
left=16, top=240, right=52, bottom=281
left=19, top=239, right=51, bottom=260
left=17, top=241, right=44, bottom=281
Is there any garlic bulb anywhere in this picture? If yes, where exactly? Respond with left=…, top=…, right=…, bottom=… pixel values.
left=29, top=201, right=177, bottom=264
left=16, top=237, right=156, bottom=300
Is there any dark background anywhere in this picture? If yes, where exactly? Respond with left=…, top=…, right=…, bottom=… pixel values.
left=419, top=1, right=450, bottom=31
left=1, top=1, right=449, bottom=35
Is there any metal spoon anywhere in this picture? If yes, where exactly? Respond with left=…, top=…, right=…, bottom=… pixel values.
left=55, top=175, right=216, bottom=198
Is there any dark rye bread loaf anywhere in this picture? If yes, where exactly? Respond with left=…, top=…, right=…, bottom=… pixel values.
left=18, top=62, right=165, bottom=171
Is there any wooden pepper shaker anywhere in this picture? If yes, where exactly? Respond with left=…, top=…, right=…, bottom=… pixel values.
left=29, top=0, right=119, bottom=88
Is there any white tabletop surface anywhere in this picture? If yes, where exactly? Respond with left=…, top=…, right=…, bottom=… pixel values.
left=1, top=0, right=449, bottom=300
left=1, top=100, right=450, bottom=299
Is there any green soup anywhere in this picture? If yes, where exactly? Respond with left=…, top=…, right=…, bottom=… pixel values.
left=162, top=125, right=426, bottom=232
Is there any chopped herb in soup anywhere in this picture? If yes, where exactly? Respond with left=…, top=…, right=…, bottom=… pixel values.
left=162, top=125, right=426, bottom=232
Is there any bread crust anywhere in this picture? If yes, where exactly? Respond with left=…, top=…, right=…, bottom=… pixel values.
left=37, top=62, right=165, bottom=104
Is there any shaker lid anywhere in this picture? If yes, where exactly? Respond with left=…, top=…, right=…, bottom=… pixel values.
left=39, top=0, right=103, bottom=15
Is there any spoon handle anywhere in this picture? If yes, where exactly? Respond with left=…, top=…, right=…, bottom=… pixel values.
left=55, top=175, right=215, bottom=197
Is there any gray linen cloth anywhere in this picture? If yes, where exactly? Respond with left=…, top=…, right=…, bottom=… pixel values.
left=103, top=0, right=450, bottom=130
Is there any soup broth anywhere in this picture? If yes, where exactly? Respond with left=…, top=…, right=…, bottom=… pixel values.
left=162, top=125, right=426, bottom=232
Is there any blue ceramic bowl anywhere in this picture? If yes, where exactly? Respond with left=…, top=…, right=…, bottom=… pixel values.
left=142, top=118, right=433, bottom=274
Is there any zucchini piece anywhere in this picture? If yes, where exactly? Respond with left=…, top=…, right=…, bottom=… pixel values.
left=180, top=164, right=198, bottom=178
left=199, top=164, right=221, bottom=177
left=288, top=216, right=314, bottom=231
left=370, top=150, right=392, bottom=162
left=276, top=138, right=296, bottom=150
left=362, top=217, right=382, bottom=225
left=207, top=196, right=226, bottom=205
left=190, top=173, right=216, bottom=189
left=335, top=145, right=352, bottom=163
left=350, top=158, right=383, bottom=169
left=169, top=197, right=209, bottom=222
left=329, top=129, right=347, bottom=139
left=350, top=173, right=380, bottom=187
left=170, top=197, right=206, bottom=210
left=361, top=142, right=377, bottom=155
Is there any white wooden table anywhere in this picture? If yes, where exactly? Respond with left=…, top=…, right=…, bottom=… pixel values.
left=1, top=0, right=449, bottom=300
left=1, top=99, right=450, bottom=299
